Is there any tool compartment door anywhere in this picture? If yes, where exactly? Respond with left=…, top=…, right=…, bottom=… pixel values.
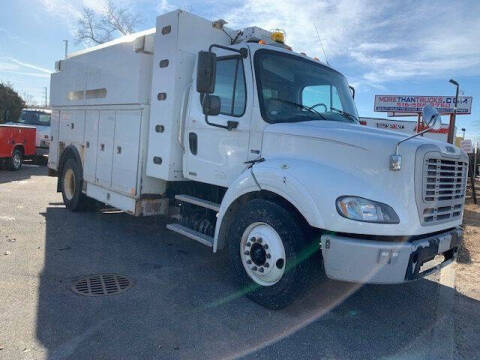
left=83, top=110, right=99, bottom=183
left=95, top=111, right=115, bottom=187
left=111, top=110, right=141, bottom=196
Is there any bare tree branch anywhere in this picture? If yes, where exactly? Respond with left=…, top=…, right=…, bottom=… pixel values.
left=75, top=1, right=141, bottom=46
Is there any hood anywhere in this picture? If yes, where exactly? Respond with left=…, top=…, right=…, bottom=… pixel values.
left=263, top=120, right=460, bottom=156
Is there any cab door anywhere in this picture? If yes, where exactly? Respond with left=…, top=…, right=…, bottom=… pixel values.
left=183, top=52, right=253, bottom=187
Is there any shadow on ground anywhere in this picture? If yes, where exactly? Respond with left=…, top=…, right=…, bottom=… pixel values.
left=0, top=163, right=46, bottom=184
left=35, top=204, right=480, bottom=360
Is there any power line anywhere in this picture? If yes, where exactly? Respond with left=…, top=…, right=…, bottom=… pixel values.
left=313, top=22, right=329, bottom=66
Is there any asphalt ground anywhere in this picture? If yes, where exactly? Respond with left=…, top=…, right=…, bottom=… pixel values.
left=0, top=165, right=479, bottom=360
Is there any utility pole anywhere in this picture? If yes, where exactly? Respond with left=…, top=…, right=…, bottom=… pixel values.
left=63, top=40, right=68, bottom=59
left=44, top=87, right=48, bottom=107
left=448, top=79, right=459, bottom=144
left=462, top=128, right=466, bottom=139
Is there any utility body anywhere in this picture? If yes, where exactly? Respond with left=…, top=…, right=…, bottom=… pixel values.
left=48, top=10, right=467, bottom=309
left=0, top=124, right=36, bottom=170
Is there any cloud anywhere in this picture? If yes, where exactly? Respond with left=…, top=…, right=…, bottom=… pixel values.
left=223, top=0, right=480, bottom=87
left=0, top=70, right=50, bottom=78
left=157, top=0, right=176, bottom=13
left=7, top=58, right=52, bottom=74
left=38, top=0, right=82, bottom=20
left=0, top=57, right=52, bottom=81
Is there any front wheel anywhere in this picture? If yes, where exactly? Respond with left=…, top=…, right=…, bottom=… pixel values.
left=227, top=199, right=316, bottom=309
left=8, top=149, right=23, bottom=171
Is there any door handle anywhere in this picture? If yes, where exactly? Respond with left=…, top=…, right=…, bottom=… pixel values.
left=100, top=144, right=105, bottom=151
left=116, top=146, right=122, bottom=154
left=189, top=132, right=198, bottom=155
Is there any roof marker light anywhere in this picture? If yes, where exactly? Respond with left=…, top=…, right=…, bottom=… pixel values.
left=271, top=29, right=286, bottom=44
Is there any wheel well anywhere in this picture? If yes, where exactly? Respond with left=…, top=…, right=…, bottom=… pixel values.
left=13, top=145, right=24, bottom=155
left=216, top=190, right=314, bottom=251
left=57, top=145, right=83, bottom=192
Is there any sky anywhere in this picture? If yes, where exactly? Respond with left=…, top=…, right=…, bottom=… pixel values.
left=1, top=0, right=479, bottom=141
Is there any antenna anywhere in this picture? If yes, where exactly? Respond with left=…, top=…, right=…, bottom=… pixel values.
left=313, top=23, right=329, bottom=65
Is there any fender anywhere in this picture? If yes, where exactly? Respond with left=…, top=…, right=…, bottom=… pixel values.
left=213, top=158, right=326, bottom=252
left=56, top=145, right=83, bottom=192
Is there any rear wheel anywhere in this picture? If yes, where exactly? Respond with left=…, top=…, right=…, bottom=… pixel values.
left=8, top=149, right=23, bottom=171
left=227, top=199, right=316, bottom=309
left=61, top=158, right=91, bottom=211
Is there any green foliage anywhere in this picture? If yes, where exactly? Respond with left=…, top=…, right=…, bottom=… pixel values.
left=0, top=83, right=25, bottom=123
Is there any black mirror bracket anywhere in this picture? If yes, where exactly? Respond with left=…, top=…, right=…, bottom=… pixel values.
left=204, top=115, right=238, bottom=131
left=199, top=44, right=246, bottom=131
left=208, top=44, right=248, bottom=58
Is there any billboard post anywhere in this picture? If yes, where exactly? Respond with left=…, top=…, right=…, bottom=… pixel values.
left=448, top=79, right=460, bottom=144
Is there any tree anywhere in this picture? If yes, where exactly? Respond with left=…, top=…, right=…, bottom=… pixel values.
left=0, top=83, right=25, bottom=124
left=75, top=0, right=141, bottom=46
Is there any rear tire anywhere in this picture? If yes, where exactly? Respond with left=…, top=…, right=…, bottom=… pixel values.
left=227, top=199, right=316, bottom=309
left=8, top=149, right=23, bottom=171
left=60, top=158, right=91, bottom=211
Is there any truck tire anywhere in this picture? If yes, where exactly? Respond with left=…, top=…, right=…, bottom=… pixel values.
left=227, top=199, right=315, bottom=309
left=8, top=148, right=23, bottom=171
left=60, top=158, right=91, bottom=211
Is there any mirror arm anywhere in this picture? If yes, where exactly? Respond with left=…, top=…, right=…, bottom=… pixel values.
left=394, top=127, right=432, bottom=156
left=204, top=115, right=238, bottom=131
left=208, top=44, right=248, bottom=58
left=349, top=85, right=355, bottom=99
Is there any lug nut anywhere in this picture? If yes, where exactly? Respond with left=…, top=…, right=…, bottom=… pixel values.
left=264, top=244, right=269, bottom=249
left=259, top=267, right=264, bottom=273
left=244, top=251, right=250, bottom=255
left=266, top=254, right=271, bottom=259
left=250, top=237, right=256, bottom=242
left=252, top=266, right=257, bottom=271
left=247, top=260, right=252, bottom=264
left=246, top=242, right=251, bottom=247
left=257, top=238, right=262, bottom=243
left=264, top=263, right=269, bottom=268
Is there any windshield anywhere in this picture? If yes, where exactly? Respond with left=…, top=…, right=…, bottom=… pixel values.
left=254, top=49, right=358, bottom=124
left=17, top=110, right=51, bottom=126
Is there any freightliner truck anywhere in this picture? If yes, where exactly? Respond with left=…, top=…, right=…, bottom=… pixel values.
left=48, top=10, right=467, bottom=309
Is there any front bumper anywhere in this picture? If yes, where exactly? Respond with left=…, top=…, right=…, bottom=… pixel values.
left=320, top=227, right=462, bottom=284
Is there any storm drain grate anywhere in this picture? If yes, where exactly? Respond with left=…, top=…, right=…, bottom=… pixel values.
left=72, top=274, right=132, bottom=296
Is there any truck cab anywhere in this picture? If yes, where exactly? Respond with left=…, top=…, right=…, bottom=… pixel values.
left=9, top=108, right=51, bottom=157
left=48, top=10, right=467, bottom=309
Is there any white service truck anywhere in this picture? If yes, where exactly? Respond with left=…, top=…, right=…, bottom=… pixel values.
left=48, top=10, right=467, bottom=309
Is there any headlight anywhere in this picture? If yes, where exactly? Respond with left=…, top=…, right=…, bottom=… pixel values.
left=336, top=196, right=399, bottom=224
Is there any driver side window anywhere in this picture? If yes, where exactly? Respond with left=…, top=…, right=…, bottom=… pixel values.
left=210, top=57, right=246, bottom=117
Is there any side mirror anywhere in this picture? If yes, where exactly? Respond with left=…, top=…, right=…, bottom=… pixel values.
left=202, top=94, right=221, bottom=116
left=197, top=51, right=216, bottom=94
left=422, top=104, right=441, bottom=130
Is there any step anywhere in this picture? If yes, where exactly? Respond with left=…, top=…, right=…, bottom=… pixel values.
left=175, top=194, right=220, bottom=212
left=166, top=223, right=214, bottom=247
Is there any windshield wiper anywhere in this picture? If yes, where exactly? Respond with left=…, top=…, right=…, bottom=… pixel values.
left=330, top=107, right=358, bottom=123
left=270, top=98, right=327, bottom=120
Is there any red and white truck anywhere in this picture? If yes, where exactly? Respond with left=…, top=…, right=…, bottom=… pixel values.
left=0, top=124, right=36, bottom=170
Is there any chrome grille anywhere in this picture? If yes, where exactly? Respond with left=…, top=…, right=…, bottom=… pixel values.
left=422, top=157, right=467, bottom=224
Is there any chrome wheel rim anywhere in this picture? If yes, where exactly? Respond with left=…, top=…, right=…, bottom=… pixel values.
left=240, top=222, right=286, bottom=286
left=13, top=152, right=21, bottom=169
left=64, top=168, right=75, bottom=201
